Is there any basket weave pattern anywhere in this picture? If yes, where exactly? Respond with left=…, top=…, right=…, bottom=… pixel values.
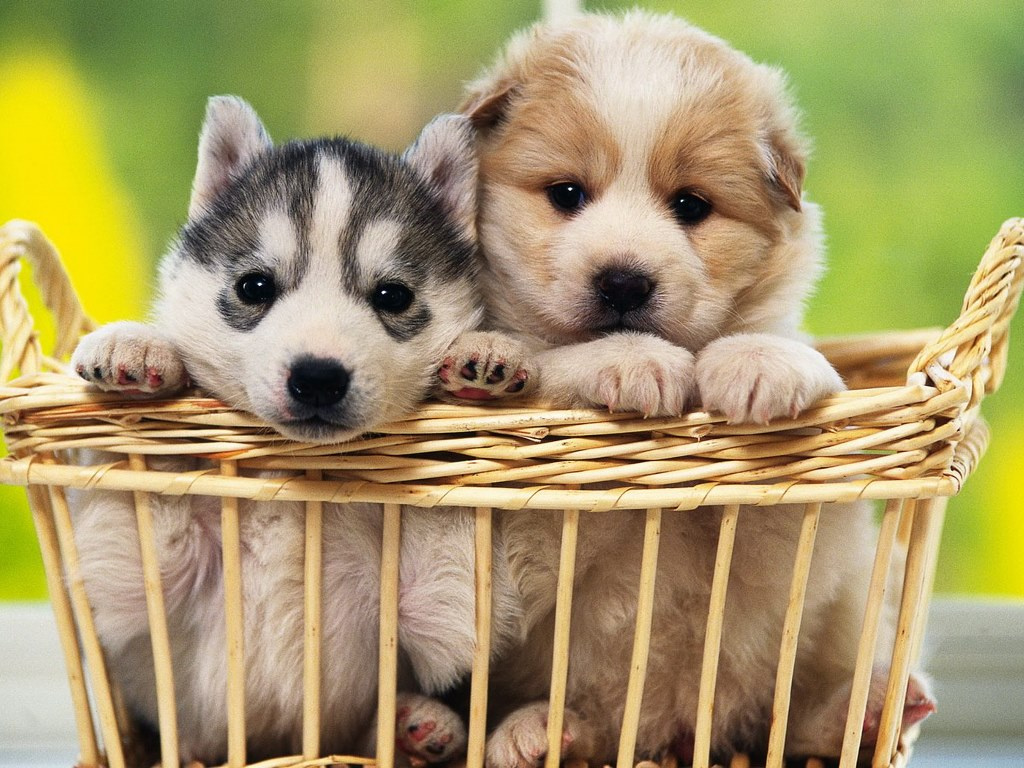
left=1, top=218, right=1022, bottom=768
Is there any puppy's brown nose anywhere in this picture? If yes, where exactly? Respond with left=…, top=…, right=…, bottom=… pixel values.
left=595, top=269, right=652, bottom=314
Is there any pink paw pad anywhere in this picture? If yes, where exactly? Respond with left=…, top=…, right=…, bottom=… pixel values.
left=438, top=355, right=529, bottom=400
left=560, top=729, right=576, bottom=752
left=396, top=707, right=456, bottom=762
left=437, top=357, right=456, bottom=385
left=407, top=720, right=437, bottom=743
left=145, top=367, right=165, bottom=390
left=862, top=677, right=936, bottom=745
left=115, top=366, right=138, bottom=387
left=75, top=363, right=99, bottom=381
left=902, top=678, right=937, bottom=728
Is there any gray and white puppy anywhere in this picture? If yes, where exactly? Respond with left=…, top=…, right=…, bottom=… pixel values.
left=69, top=96, right=520, bottom=765
left=77, top=97, right=480, bottom=442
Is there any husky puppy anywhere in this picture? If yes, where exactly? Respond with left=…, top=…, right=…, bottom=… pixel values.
left=69, top=96, right=519, bottom=764
left=443, top=11, right=934, bottom=766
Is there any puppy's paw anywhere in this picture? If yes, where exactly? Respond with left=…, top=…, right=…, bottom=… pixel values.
left=437, top=331, right=535, bottom=401
left=71, top=321, right=188, bottom=395
left=485, top=701, right=588, bottom=768
left=539, top=334, right=694, bottom=417
left=395, top=693, right=467, bottom=765
left=696, top=334, right=843, bottom=424
left=861, top=672, right=935, bottom=748
left=787, top=668, right=935, bottom=758
left=592, top=351, right=693, bottom=416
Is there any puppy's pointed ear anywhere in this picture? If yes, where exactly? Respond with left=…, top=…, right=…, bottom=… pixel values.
left=188, top=96, right=272, bottom=220
left=403, top=114, right=478, bottom=241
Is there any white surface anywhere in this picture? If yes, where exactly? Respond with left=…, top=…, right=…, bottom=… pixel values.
left=920, top=597, right=1024, bottom=739
left=1, top=599, right=1022, bottom=766
left=0, top=603, right=80, bottom=753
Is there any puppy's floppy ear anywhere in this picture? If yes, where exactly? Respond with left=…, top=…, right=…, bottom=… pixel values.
left=460, top=80, right=517, bottom=132
left=403, top=114, right=479, bottom=241
left=188, top=95, right=273, bottom=220
left=765, top=128, right=806, bottom=212
left=758, top=70, right=808, bottom=212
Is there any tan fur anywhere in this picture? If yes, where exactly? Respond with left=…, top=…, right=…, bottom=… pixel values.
left=458, top=10, right=929, bottom=766
left=464, top=12, right=818, bottom=360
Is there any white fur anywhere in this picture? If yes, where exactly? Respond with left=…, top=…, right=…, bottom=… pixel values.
left=402, top=113, right=480, bottom=240
left=696, top=333, right=844, bottom=424
left=311, top=154, right=355, bottom=253
left=536, top=332, right=694, bottom=416
left=260, top=208, right=301, bottom=263
left=356, top=219, right=405, bottom=277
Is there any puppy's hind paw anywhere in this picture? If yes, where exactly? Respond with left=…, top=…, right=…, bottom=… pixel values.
left=485, top=701, right=590, bottom=768
left=437, top=331, right=535, bottom=402
left=862, top=672, right=936, bottom=748
left=788, top=668, right=935, bottom=757
left=71, top=321, right=188, bottom=396
left=395, top=693, right=467, bottom=765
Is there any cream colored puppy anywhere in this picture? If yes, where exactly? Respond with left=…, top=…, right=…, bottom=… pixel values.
left=447, top=10, right=840, bottom=418
left=449, top=10, right=934, bottom=766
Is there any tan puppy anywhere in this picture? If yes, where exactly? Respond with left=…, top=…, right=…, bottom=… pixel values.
left=448, top=9, right=840, bottom=418
left=448, top=10, right=934, bottom=766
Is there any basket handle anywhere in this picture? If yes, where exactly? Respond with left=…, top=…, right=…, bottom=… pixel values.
left=0, top=220, right=96, bottom=382
left=909, top=217, right=1024, bottom=408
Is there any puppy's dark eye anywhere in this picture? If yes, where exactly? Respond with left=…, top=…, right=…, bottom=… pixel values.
left=372, top=282, right=414, bottom=313
left=671, top=192, right=713, bottom=225
left=236, top=272, right=276, bottom=304
left=547, top=182, right=586, bottom=213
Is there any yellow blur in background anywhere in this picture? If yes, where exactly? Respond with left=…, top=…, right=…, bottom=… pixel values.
left=0, top=50, right=147, bottom=598
left=0, top=0, right=1021, bottom=598
left=0, top=51, right=148, bottom=329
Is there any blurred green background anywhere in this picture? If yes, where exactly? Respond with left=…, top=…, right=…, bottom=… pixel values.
left=0, top=0, right=1021, bottom=599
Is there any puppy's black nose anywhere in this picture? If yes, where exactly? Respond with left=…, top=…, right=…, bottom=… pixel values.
left=288, top=358, right=350, bottom=408
left=595, top=269, right=653, bottom=314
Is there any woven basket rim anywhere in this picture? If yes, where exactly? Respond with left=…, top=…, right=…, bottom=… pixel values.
left=1, top=218, right=1021, bottom=509
left=0, top=364, right=989, bottom=510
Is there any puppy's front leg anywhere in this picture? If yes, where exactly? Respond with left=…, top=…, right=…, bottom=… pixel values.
left=695, top=333, right=843, bottom=424
left=536, top=332, right=695, bottom=416
left=72, top=321, right=189, bottom=395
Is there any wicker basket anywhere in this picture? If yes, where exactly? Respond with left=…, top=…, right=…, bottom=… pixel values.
left=0, top=217, right=1021, bottom=768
